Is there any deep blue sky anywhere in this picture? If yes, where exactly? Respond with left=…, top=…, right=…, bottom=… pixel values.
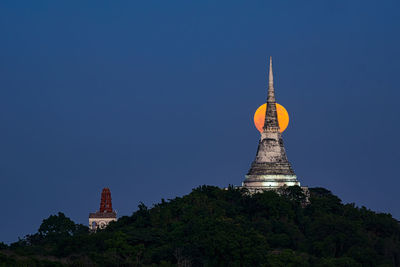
left=1, top=1, right=399, bottom=243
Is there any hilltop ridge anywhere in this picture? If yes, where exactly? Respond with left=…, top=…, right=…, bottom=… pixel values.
left=1, top=186, right=400, bottom=266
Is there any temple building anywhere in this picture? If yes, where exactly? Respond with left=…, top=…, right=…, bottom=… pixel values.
left=89, top=188, right=117, bottom=231
left=242, top=58, right=306, bottom=193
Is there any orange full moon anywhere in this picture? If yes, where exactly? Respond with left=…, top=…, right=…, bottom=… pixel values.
left=254, top=103, right=289, bottom=133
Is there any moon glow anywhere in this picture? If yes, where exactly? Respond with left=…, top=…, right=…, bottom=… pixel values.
left=254, top=103, right=289, bottom=133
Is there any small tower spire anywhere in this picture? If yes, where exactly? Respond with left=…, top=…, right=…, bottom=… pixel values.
left=267, top=56, right=275, bottom=102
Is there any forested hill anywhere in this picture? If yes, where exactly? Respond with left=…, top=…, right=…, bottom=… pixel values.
left=1, top=186, right=400, bottom=266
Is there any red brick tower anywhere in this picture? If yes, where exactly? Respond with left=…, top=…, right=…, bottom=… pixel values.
left=89, top=188, right=117, bottom=231
left=99, top=188, right=113, bottom=213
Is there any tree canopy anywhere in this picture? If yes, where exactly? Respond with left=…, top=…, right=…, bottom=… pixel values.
left=1, top=186, right=400, bottom=266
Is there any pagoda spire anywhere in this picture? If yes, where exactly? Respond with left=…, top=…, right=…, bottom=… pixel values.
left=267, top=56, right=275, bottom=102
left=263, top=57, right=279, bottom=131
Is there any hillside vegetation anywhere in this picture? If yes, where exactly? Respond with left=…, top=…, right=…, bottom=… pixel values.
left=1, top=186, right=400, bottom=266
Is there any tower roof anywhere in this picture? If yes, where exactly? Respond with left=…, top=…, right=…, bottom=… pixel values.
left=99, top=188, right=113, bottom=213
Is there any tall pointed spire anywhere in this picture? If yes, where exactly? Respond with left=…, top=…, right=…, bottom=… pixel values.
left=268, top=56, right=275, bottom=102
left=263, top=57, right=279, bottom=131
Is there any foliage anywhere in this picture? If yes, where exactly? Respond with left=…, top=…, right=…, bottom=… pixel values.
left=1, top=186, right=400, bottom=266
